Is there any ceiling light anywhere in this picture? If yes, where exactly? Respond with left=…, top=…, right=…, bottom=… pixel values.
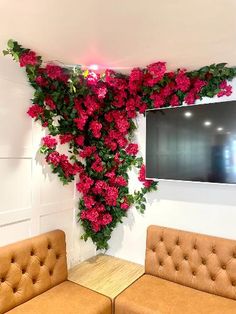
left=184, top=111, right=192, bottom=118
left=217, top=127, right=224, bottom=132
left=89, top=64, right=99, bottom=71
left=204, top=121, right=212, bottom=127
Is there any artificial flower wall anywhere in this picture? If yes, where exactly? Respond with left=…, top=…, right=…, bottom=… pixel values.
left=4, top=40, right=236, bottom=249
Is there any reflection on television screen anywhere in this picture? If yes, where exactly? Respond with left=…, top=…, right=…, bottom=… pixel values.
left=146, top=101, right=236, bottom=184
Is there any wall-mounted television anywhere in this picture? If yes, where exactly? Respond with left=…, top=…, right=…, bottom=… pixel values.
left=146, top=100, right=236, bottom=184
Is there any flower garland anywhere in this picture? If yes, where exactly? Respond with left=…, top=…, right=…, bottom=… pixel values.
left=4, top=40, right=236, bottom=250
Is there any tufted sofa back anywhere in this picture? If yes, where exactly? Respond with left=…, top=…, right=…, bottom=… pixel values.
left=145, top=225, right=236, bottom=300
left=0, top=230, right=68, bottom=314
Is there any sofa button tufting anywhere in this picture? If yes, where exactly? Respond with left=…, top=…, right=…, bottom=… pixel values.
left=193, top=244, right=197, bottom=250
left=211, top=276, right=216, bottom=281
left=160, top=237, right=163, bottom=242
left=22, top=269, right=26, bottom=274
left=202, top=259, right=206, bottom=265
left=222, top=265, right=226, bottom=270
left=1, top=277, right=5, bottom=283
left=167, top=251, right=171, bottom=256
left=233, top=253, right=236, bottom=258
left=184, top=255, right=188, bottom=260
left=13, top=287, right=17, bottom=293
left=175, top=265, right=179, bottom=271
left=232, top=281, right=236, bottom=286
left=40, top=261, right=44, bottom=266
left=30, top=250, right=34, bottom=256
left=192, top=271, right=196, bottom=276
left=48, top=244, right=52, bottom=250
left=159, top=261, right=163, bottom=266
left=212, top=248, right=216, bottom=254
left=32, top=279, right=36, bottom=284
left=49, top=270, right=53, bottom=276
left=56, top=254, right=60, bottom=259
left=11, top=257, right=15, bottom=263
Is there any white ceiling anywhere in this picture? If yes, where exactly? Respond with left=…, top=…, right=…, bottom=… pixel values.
left=0, top=0, right=236, bottom=72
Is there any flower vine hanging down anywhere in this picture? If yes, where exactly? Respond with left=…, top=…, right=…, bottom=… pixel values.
left=4, top=39, right=236, bottom=249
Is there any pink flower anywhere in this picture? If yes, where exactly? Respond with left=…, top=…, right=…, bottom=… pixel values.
left=126, top=143, right=139, bottom=155
left=42, top=135, right=57, bottom=148
left=193, top=79, right=207, bottom=93
left=97, top=86, right=108, bottom=99
left=120, top=198, right=130, bottom=210
left=59, top=134, right=74, bottom=144
left=92, top=222, right=101, bottom=233
left=45, top=64, right=63, bottom=79
left=175, top=70, right=190, bottom=92
left=104, top=186, right=119, bottom=206
left=27, top=104, right=43, bottom=118
left=44, top=96, right=56, bottom=110
left=19, top=51, right=37, bottom=67
left=84, top=95, right=100, bottom=116
left=170, top=94, right=179, bottom=107
left=217, top=81, right=232, bottom=97
left=90, top=120, right=102, bottom=138
left=46, top=151, right=60, bottom=166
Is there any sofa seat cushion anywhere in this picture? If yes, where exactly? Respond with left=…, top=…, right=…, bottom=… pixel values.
left=6, top=280, right=111, bottom=314
left=115, top=275, right=236, bottom=314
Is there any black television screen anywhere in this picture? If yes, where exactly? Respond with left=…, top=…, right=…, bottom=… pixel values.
left=146, top=100, right=236, bottom=184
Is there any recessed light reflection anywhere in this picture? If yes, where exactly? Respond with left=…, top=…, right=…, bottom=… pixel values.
left=217, top=127, right=224, bottom=132
left=184, top=111, right=192, bottom=118
left=204, top=121, right=212, bottom=127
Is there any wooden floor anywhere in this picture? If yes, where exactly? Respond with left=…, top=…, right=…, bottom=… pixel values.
left=68, top=254, right=144, bottom=300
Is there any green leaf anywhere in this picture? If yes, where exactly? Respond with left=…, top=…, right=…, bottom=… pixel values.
left=2, top=50, right=9, bottom=56
left=7, top=39, right=14, bottom=49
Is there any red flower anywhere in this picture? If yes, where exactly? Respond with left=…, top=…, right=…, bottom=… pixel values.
left=84, top=195, right=96, bottom=209
left=84, top=95, right=100, bottom=116
left=79, top=146, right=96, bottom=158
left=129, top=68, right=143, bottom=93
left=44, top=96, right=56, bottom=110
left=91, top=154, right=103, bottom=172
left=120, top=198, right=130, bottom=210
left=35, top=76, right=48, bottom=87
left=42, top=135, right=57, bottom=148
left=184, top=91, right=196, bottom=105
left=59, top=134, right=74, bottom=144
left=45, top=64, right=63, bottom=79
left=138, top=164, right=154, bottom=188
left=100, top=213, right=112, bottom=226
left=76, top=175, right=94, bottom=194
left=150, top=93, right=165, bottom=108
left=93, top=180, right=108, bottom=195
left=104, top=186, right=119, bottom=206
left=75, top=135, right=85, bottom=147
left=175, top=70, right=190, bottom=92
left=114, top=176, right=128, bottom=187
left=91, top=222, right=101, bottom=233
left=126, top=143, right=138, bottom=155
left=145, top=62, right=166, bottom=86
left=19, top=51, right=37, bottom=67
left=74, top=114, right=88, bottom=130
left=27, top=104, right=43, bottom=118
left=46, top=151, right=60, bottom=166
left=90, top=120, right=102, bottom=138
left=170, top=94, right=179, bottom=107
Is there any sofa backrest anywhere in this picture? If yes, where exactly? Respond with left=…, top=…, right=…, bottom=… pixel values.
left=145, top=225, right=236, bottom=300
left=0, top=230, right=68, bottom=313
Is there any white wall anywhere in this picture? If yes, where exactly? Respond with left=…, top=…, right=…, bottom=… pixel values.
left=107, top=79, right=236, bottom=265
left=0, top=58, right=95, bottom=267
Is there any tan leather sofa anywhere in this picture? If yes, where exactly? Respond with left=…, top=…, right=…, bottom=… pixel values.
left=0, top=230, right=111, bottom=314
left=115, top=225, right=236, bottom=314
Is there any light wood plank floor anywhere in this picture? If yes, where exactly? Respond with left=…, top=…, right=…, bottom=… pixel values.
left=68, top=254, right=144, bottom=300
